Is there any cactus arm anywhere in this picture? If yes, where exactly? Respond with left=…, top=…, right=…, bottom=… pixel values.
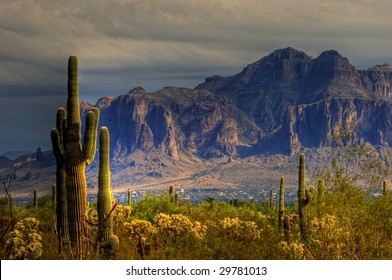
left=66, top=56, right=82, bottom=149
left=82, top=111, right=96, bottom=161
left=51, top=128, right=65, bottom=164
left=99, top=126, right=110, bottom=187
left=85, top=108, right=100, bottom=165
left=56, top=108, right=66, bottom=149
left=97, top=126, right=113, bottom=245
left=305, top=186, right=315, bottom=205
left=51, top=108, right=67, bottom=162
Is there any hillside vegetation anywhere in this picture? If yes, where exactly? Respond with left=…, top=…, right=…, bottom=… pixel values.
left=1, top=154, right=391, bottom=260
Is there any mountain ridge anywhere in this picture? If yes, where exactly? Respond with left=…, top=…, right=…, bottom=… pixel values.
left=83, top=47, right=392, bottom=159
left=3, top=47, right=392, bottom=198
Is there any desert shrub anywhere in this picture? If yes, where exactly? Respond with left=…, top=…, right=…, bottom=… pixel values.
left=123, top=219, right=158, bottom=259
left=5, top=217, right=43, bottom=259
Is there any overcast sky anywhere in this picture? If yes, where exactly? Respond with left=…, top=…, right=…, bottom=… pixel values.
left=1, top=0, right=392, bottom=155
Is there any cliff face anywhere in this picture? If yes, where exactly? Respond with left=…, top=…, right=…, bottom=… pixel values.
left=197, top=47, right=392, bottom=155
left=83, top=47, right=392, bottom=159
left=83, top=87, right=261, bottom=161
left=282, top=98, right=392, bottom=154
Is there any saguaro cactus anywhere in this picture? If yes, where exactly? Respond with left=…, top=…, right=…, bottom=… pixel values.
left=52, top=107, right=69, bottom=252
left=51, top=55, right=100, bottom=259
left=174, top=193, right=179, bottom=205
left=169, top=185, right=174, bottom=203
left=297, top=153, right=314, bottom=241
left=97, top=127, right=113, bottom=245
left=278, top=177, right=285, bottom=229
left=127, top=188, right=131, bottom=206
left=33, top=189, right=37, bottom=207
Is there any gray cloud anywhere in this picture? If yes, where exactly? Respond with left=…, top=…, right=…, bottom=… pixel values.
left=1, top=0, right=392, bottom=153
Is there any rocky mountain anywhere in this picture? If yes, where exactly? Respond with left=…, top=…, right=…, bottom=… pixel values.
left=84, top=47, right=392, bottom=159
left=4, top=47, right=392, bottom=198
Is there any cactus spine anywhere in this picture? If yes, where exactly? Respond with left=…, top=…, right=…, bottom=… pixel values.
left=278, top=177, right=284, bottom=229
left=33, top=189, right=37, bottom=207
left=297, top=153, right=314, bottom=241
left=51, top=55, right=100, bottom=259
left=97, top=127, right=114, bottom=245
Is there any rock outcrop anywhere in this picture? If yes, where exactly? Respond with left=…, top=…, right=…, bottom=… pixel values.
left=197, top=47, right=392, bottom=155
left=83, top=47, right=392, bottom=159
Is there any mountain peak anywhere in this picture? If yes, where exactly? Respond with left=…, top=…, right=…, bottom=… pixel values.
left=129, top=87, right=146, bottom=94
left=266, top=47, right=311, bottom=61
left=318, top=49, right=342, bottom=58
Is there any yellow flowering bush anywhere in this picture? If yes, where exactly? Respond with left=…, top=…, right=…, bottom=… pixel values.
left=219, top=217, right=261, bottom=241
left=154, top=213, right=207, bottom=240
left=123, top=220, right=158, bottom=259
left=308, top=214, right=349, bottom=259
left=278, top=241, right=306, bottom=260
left=113, top=204, right=132, bottom=227
left=5, top=217, right=43, bottom=260
left=123, top=220, right=157, bottom=240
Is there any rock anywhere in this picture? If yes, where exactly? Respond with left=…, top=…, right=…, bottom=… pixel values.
left=81, top=47, right=392, bottom=161
left=147, top=171, right=162, bottom=178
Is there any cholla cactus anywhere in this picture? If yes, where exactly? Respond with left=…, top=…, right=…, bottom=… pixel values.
left=220, top=217, right=261, bottom=242
left=154, top=213, right=207, bottom=241
left=278, top=241, right=306, bottom=260
left=5, top=217, right=43, bottom=260
left=308, top=214, right=348, bottom=259
left=112, top=204, right=132, bottom=229
left=124, top=220, right=158, bottom=259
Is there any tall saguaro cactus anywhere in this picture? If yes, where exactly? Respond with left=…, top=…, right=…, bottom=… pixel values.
left=169, top=185, right=174, bottom=203
left=33, top=189, right=37, bottom=207
left=51, top=55, right=100, bottom=259
left=97, top=127, right=113, bottom=245
left=278, top=177, right=285, bottom=230
left=52, top=107, right=69, bottom=253
left=297, top=153, right=314, bottom=241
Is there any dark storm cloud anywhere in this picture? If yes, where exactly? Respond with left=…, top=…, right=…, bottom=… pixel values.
left=1, top=0, right=392, bottom=153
